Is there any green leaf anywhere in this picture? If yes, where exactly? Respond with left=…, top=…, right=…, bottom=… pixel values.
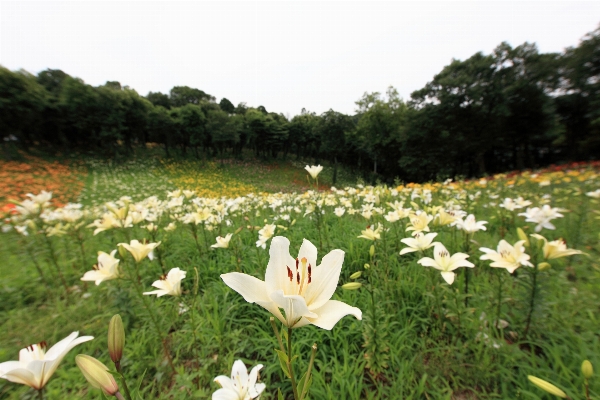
left=275, top=349, right=291, bottom=378
left=278, top=388, right=285, bottom=400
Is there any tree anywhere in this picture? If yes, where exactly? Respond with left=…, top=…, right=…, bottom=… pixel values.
left=317, top=110, right=354, bottom=184
left=169, top=86, right=214, bottom=107
left=219, top=97, right=235, bottom=113
left=147, top=92, right=171, bottom=109
left=354, top=87, right=408, bottom=179
left=0, top=68, right=47, bottom=155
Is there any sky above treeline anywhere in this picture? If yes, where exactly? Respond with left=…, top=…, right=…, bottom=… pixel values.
left=1, top=1, right=599, bottom=118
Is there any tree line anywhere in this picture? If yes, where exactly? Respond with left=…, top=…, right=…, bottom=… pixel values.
left=1, top=25, right=599, bottom=183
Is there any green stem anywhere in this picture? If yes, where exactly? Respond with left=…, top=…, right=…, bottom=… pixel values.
left=115, top=392, right=126, bottom=400
left=287, top=327, right=300, bottom=400
left=496, top=270, right=503, bottom=331
left=131, top=262, right=176, bottom=374
left=299, top=344, right=317, bottom=400
left=524, top=265, right=539, bottom=337
left=24, top=238, right=48, bottom=286
left=190, top=268, right=200, bottom=361
left=44, top=235, right=69, bottom=294
left=37, top=388, right=44, bottom=400
left=114, top=362, right=132, bottom=400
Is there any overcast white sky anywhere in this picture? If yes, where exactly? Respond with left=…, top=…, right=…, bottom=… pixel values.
left=1, top=1, right=599, bottom=117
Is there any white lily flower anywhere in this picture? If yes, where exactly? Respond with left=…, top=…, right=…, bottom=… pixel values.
left=519, top=205, right=564, bottom=232
left=417, top=243, right=474, bottom=284
left=304, top=165, right=323, bottom=179
left=212, top=233, right=233, bottom=249
left=81, top=250, right=121, bottom=285
left=221, top=237, right=362, bottom=329
left=399, top=233, right=440, bottom=255
left=143, top=268, right=187, bottom=297
left=0, top=332, right=93, bottom=390
left=455, top=214, right=488, bottom=233
left=213, top=360, right=265, bottom=400
left=357, top=223, right=382, bottom=241
left=118, top=240, right=161, bottom=263
left=479, top=240, right=532, bottom=273
left=530, top=234, right=585, bottom=259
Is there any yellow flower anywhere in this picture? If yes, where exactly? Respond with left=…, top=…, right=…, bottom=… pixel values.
left=118, top=240, right=161, bottom=263
left=358, top=223, right=383, bottom=241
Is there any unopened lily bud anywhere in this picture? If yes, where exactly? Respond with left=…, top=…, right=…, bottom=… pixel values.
left=108, top=314, right=125, bottom=363
left=527, top=376, right=567, bottom=398
left=76, top=355, right=120, bottom=396
left=350, top=271, right=362, bottom=279
left=516, top=228, right=529, bottom=247
left=582, top=360, right=593, bottom=379
left=537, top=262, right=551, bottom=271
left=117, top=245, right=128, bottom=259
left=364, top=263, right=370, bottom=269
left=369, top=245, right=375, bottom=258
left=234, top=227, right=243, bottom=234
left=342, top=282, right=362, bottom=290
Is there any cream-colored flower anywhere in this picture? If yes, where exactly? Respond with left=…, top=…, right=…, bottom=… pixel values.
left=417, top=243, right=474, bottom=284
left=213, top=360, right=265, bottom=400
left=399, top=233, right=439, bottom=255
left=221, top=237, right=362, bottom=329
left=256, top=224, right=276, bottom=249
left=406, top=212, right=433, bottom=236
left=358, top=223, right=382, bottom=241
left=0, top=332, right=93, bottom=390
left=118, top=240, right=161, bottom=263
left=212, top=233, right=233, bottom=249
left=530, top=234, right=585, bottom=259
left=81, top=250, right=121, bottom=285
left=455, top=214, right=487, bottom=233
left=305, top=165, right=323, bottom=179
left=479, top=240, right=532, bottom=273
left=144, top=268, right=186, bottom=297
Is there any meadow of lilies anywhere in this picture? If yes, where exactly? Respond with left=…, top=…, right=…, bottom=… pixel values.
left=0, top=160, right=599, bottom=399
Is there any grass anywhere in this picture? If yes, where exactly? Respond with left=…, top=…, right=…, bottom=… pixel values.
left=0, top=156, right=599, bottom=399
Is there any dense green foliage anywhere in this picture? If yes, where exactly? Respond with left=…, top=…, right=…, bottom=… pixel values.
left=2, top=27, right=600, bottom=183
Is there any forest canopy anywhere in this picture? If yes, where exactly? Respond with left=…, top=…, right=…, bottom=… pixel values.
left=1, top=25, right=599, bottom=183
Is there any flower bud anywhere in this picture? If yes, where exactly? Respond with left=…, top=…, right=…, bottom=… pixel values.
left=234, top=227, right=243, bottom=234
left=527, top=376, right=567, bottom=398
left=369, top=245, right=375, bottom=258
left=108, top=314, right=125, bottom=363
left=76, top=355, right=120, bottom=396
left=350, top=271, right=362, bottom=279
left=537, top=262, right=551, bottom=271
left=516, top=228, right=529, bottom=247
left=342, top=282, right=362, bottom=290
left=117, top=245, right=128, bottom=259
left=582, top=360, right=593, bottom=379
left=364, top=263, right=370, bottom=269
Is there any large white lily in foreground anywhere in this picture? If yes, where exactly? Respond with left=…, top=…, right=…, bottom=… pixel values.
left=0, top=331, right=93, bottom=390
left=221, top=237, right=362, bottom=329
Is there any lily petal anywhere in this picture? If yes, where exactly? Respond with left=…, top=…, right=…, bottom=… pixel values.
left=270, top=290, right=317, bottom=326
left=304, top=249, right=344, bottom=311
left=221, top=272, right=286, bottom=324
left=1, top=367, right=40, bottom=389
left=306, top=300, right=362, bottom=330
left=212, top=388, right=240, bottom=400
left=265, top=237, right=296, bottom=296
left=440, top=271, right=455, bottom=285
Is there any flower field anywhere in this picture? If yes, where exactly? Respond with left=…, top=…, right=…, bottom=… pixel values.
left=1, top=159, right=599, bottom=399
left=0, top=155, right=86, bottom=210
